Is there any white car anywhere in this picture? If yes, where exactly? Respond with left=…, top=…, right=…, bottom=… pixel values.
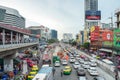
left=76, top=54, right=79, bottom=57
left=54, top=61, right=60, bottom=67
left=69, top=57, right=75, bottom=63
left=79, top=59, right=84, bottom=64
left=88, top=67, right=99, bottom=76
left=90, top=59, right=96, bottom=63
left=62, top=60, right=68, bottom=65
left=82, top=62, right=89, bottom=69
left=90, top=62, right=97, bottom=67
left=73, top=61, right=81, bottom=69
left=79, top=76, right=87, bottom=80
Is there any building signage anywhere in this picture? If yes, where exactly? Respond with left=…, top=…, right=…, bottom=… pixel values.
left=103, top=41, right=113, bottom=47
left=102, top=31, right=113, bottom=41
left=114, top=29, right=120, bottom=47
left=90, top=26, right=100, bottom=41
left=85, top=10, right=101, bottom=20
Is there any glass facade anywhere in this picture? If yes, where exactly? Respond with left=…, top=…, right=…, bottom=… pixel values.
left=51, top=30, right=57, bottom=39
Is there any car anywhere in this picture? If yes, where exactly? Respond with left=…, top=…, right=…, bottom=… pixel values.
left=62, top=60, right=68, bottom=65
left=82, top=62, right=89, bottom=69
left=28, top=71, right=37, bottom=79
left=69, top=57, right=75, bottom=63
left=88, top=67, right=99, bottom=76
left=76, top=54, right=79, bottom=57
left=31, top=65, right=38, bottom=71
left=79, top=59, right=84, bottom=64
left=90, top=62, right=97, bottom=67
left=90, top=59, right=96, bottom=63
left=78, top=76, right=87, bottom=80
left=76, top=57, right=81, bottom=60
left=93, top=76, right=106, bottom=80
left=73, top=61, right=81, bottom=69
left=54, top=61, right=60, bottom=67
left=63, top=66, right=72, bottom=75
left=76, top=67, right=86, bottom=76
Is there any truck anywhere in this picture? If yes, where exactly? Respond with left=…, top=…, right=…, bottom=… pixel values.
left=42, top=53, right=51, bottom=65
left=52, top=56, right=60, bottom=64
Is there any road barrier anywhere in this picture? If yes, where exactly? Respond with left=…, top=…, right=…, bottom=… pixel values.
left=77, top=50, right=116, bottom=78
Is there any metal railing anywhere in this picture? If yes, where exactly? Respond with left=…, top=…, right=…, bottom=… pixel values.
left=0, top=42, right=38, bottom=50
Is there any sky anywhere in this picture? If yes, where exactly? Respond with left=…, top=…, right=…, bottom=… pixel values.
left=0, top=0, right=120, bottom=40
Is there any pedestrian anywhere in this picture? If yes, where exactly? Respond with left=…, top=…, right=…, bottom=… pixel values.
left=115, top=74, right=118, bottom=80
left=61, top=69, right=63, bottom=77
left=53, top=68, right=56, bottom=76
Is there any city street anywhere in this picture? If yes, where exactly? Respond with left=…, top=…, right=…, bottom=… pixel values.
left=54, top=44, right=115, bottom=80
left=53, top=60, right=114, bottom=80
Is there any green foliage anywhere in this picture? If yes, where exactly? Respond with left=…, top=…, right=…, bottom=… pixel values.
left=72, top=40, right=77, bottom=46
left=47, top=39, right=58, bottom=44
left=83, top=42, right=90, bottom=49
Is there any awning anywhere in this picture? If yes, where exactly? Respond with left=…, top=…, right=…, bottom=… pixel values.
left=99, top=48, right=117, bottom=54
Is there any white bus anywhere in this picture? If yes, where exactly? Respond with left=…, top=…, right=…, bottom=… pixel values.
left=32, top=74, right=47, bottom=80
left=32, top=66, right=53, bottom=80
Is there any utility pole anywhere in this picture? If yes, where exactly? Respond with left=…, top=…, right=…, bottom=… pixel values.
left=108, top=16, right=114, bottom=59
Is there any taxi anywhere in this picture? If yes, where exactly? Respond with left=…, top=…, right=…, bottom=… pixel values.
left=27, top=71, right=37, bottom=80
left=63, top=66, right=72, bottom=75
left=32, top=65, right=38, bottom=71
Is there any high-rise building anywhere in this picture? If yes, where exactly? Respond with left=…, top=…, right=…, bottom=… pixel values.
left=84, top=0, right=100, bottom=42
left=85, top=0, right=99, bottom=29
left=115, top=9, right=120, bottom=28
left=85, top=0, right=98, bottom=11
left=63, top=33, right=73, bottom=42
left=0, top=5, right=25, bottom=28
left=28, top=26, right=50, bottom=41
left=51, top=29, right=57, bottom=39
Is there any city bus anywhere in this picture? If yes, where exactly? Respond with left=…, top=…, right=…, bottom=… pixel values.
left=32, top=66, right=53, bottom=80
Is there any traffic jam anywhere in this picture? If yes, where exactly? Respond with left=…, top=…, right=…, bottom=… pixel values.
left=52, top=45, right=106, bottom=80
left=28, top=44, right=108, bottom=80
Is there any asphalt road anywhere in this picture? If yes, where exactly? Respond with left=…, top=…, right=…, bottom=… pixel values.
left=53, top=61, right=98, bottom=80
left=54, top=62, right=78, bottom=80
left=52, top=44, right=114, bottom=80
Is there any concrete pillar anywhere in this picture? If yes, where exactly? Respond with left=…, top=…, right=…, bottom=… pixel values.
left=22, top=60, right=28, bottom=74
left=2, top=29, right=5, bottom=47
left=16, top=33, right=18, bottom=44
left=19, top=34, right=21, bottom=43
left=4, top=58, right=13, bottom=72
left=18, top=33, right=20, bottom=44
left=11, top=31, right=13, bottom=45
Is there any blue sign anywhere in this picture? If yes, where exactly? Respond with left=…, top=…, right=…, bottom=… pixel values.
left=85, top=10, right=101, bottom=20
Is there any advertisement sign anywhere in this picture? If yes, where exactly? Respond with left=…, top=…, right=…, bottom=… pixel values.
left=85, top=10, right=101, bottom=20
left=114, top=29, right=120, bottom=47
left=103, top=41, right=113, bottom=47
left=102, top=31, right=113, bottom=41
left=90, top=26, right=100, bottom=41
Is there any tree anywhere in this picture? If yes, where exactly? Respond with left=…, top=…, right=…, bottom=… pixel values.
left=83, top=42, right=90, bottom=49
left=47, top=39, right=58, bottom=44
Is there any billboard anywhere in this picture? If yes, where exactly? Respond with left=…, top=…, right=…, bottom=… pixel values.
left=103, top=41, right=113, bottom=47
left=102, top=31, right=113, bottom=41
left=114, top=29, right=120, bottom=47
left=85, top=10, right=101, bottom=20
left=90, top=26, right=100, bottom=41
